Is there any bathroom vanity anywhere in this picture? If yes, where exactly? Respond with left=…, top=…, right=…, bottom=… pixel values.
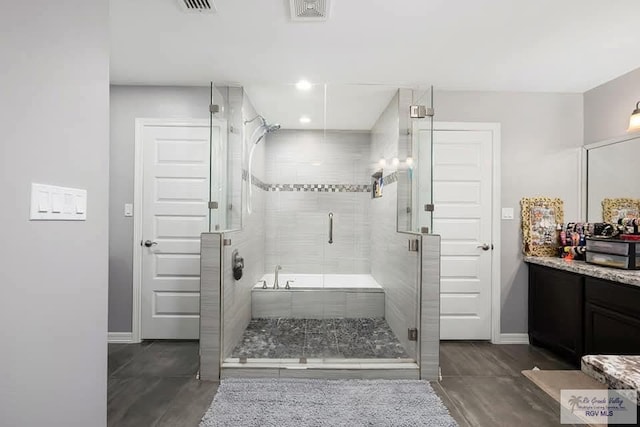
left=526, top=257, right=640, bottom=365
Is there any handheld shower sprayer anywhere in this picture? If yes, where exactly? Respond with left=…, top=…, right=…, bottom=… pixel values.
left=245, top=115, right=280, bottom=214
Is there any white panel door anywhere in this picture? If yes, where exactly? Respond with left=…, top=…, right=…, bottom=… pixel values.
left=430, top=129, right=493, bottom=340
left=433, top=130, right=493, bottom=340
left=141, top=124, right=212, bottom=339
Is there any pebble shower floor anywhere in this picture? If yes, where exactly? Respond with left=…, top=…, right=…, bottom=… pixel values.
left=231, top=318, right=410, bottom=359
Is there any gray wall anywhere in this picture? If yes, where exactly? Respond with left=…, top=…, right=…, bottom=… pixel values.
left=434, top=90, right=584, bottom=334
left=109, top=85, right=209, bottom=332
left=584, top=67, right=640, bottom=144
left=0, top=1, right=110, bottom=426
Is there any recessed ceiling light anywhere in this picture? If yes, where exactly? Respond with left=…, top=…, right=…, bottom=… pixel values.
left=296, top=80, right=312, bottom=91
left=299, top=116, right=311, bottom=124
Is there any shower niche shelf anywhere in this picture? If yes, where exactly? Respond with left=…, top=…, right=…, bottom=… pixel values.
left=371, top=170, right=383, bottom=199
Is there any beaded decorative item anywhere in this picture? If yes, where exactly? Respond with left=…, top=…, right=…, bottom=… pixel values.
left=602, top=198, right=640, bottom=224
left=521, top=197, right=564, bottom=256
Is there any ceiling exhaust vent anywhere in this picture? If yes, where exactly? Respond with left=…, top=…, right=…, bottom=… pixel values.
left=178, top=0, right=216, bottom=14
left=289, top=0, right=330, bottom=22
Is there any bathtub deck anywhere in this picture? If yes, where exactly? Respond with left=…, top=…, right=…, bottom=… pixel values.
left=230, top=318, right=410, bottom=359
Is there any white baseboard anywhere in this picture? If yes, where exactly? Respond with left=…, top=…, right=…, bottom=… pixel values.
left=108, top=332, right=134, bottom=343
left=497, top=333, right=530, bottom=344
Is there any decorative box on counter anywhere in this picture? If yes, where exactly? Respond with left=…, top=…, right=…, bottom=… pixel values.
left=585, top=237, right=640, bottom=270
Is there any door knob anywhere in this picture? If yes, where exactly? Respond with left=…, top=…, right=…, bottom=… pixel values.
left=477, top=243, right=490, bottom=251
left=143, top=240, right=158, bottom=247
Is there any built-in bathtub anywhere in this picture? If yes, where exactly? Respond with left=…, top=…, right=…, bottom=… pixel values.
left=251, top=274, right=384, bottom=319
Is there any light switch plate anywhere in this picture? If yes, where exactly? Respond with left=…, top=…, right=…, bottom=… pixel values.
left=501, top=207, right=514, bottom=220
left=30, top=183, right=87, bottom=221
left=124, top=203, right=133, bottom=217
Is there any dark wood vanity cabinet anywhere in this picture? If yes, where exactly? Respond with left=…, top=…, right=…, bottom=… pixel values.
left=528, top=264, right=584, bottom=365
left=584, top=277, right=640, bottom=355
left=528, top=262, right=640, bottom=365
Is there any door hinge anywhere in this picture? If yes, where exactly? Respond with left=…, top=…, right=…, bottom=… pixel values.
left=408, top=239, right=419, bottom=252
left=421, top=226, right=430, bottom=234
left=424, top=204, right=434, bottom=212
left=408, top=328, right=418, bottom=341
left=208, top=201, right=219, bottom=209
left=223, top=238, right=232, bottom=246
left=409, top=105, right=435, bottom=119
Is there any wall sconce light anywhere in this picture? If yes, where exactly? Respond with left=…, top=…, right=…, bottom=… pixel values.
left=628, top=101, right=640, bottom=132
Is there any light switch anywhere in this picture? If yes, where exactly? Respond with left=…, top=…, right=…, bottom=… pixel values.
left=64, top=193, right=74, bottom=214
left=38, top=190, right=50, bottom=212
left=124, top=203, right=134, bottom=217
left=501, top=207, right=514, bottom=220
left=75, top=195, right=86, bottom=214
left=51, top=192, right=63, bottom=213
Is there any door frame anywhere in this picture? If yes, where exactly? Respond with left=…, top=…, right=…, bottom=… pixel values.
left=131, top=118, right=218, bottom=343
left=423, top=121, right=502, bottom=344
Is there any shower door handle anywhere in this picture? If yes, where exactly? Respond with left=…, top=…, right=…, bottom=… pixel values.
left=328, top=212, right=334, bottom=244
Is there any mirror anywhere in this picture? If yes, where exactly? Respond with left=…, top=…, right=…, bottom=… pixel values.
left=586, top=135, right=640, bottom=222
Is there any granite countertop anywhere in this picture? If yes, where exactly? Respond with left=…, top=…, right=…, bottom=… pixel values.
left=524, top=256, right=640, bottom=288
left=582, top=355, right=640, bottom=400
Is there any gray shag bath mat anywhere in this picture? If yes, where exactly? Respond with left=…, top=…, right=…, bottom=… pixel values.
left=200, top=378, right=458, bottom=427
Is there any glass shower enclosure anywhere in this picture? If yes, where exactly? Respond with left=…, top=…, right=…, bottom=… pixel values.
left=199, top=82, right=437, bottom=379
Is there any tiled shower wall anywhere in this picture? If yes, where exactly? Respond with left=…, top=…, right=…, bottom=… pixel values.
left=369, top=89, right=424, bottom=359
left=218, top=92, right=267, bottom=360
left=263, top=130, right=372, bottom=274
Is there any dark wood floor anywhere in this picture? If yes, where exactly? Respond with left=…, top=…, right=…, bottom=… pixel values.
left=108, top=340, right=576, bottom=427
left=108, top=341, right=218, bottom=427
left=435, top=341, right=578, bottom=427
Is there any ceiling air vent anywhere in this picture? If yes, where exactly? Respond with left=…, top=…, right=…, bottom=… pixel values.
left=289, top=0, right=330, bottom=22
left=178, top=0, right=216, bottom=14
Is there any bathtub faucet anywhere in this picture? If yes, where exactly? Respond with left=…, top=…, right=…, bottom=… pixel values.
left=273, top=265, right=282, bottom=289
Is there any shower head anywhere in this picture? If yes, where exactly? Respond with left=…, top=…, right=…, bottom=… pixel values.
left=254, top=125, right=279, bottom=145
left=251, top=122, right=280, bottom=145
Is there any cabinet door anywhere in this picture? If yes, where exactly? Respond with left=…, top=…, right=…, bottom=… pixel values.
left=585, top=278, right=640, bottom=354
left=528, top=265, right=583, bottom=363
left=585, top=303, right=640, bottom=354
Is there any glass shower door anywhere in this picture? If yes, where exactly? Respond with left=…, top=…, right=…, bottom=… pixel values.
left=321, top=84, right=418, bottom=362
left=410, top=86, right=434, bottom=235
left=209, top=83, right=244, bottom=232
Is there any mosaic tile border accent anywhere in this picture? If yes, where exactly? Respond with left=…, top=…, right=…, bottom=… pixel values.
left=241, top=170, right=398, bottom=193
left=383, top=171, right=398, bottom=185
left=267, top=183, right=371, bottom=193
